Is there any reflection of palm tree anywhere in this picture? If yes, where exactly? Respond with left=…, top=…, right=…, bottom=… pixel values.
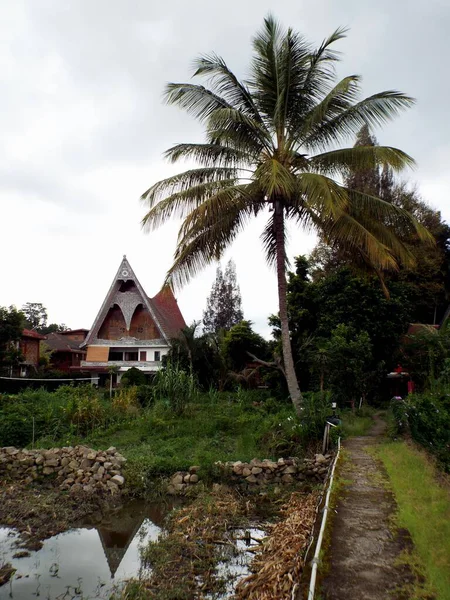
left=141, top=16, right=430, bottom=416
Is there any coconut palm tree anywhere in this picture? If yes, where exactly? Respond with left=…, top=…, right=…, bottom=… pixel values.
left=141, top=16, right=431, bottom=416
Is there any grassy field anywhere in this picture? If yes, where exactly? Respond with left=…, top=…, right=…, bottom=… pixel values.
left=35, top=394, right=305, bottom=494
left=376, top=441, right=450, bottom=600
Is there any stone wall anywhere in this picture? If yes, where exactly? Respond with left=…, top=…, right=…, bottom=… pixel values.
left=0, top=446, right=126, bottom=495
left=168, top=454, right=334, bottom=495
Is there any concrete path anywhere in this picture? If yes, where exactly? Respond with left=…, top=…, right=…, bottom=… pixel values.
left=321, top=415, right=417, bottom=600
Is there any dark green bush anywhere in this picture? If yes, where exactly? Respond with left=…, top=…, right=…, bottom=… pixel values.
left=391, top=393, right=450, bottom=471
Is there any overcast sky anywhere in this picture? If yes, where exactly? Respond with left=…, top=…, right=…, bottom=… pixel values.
left=1, top=0, right=449, bottom=338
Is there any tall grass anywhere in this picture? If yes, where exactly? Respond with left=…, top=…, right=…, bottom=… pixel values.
left=152, top=362, right=198, bottom=414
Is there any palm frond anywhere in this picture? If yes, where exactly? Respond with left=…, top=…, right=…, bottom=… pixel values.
left=192, top=53, right=265, bottom=125
left=318, top=211, right=401, bottom=271
left=164, top=83, right=235, bottom=123
left=164, top=143, right=250, bottom=167
left=295, top=172, right=349, bottom=217
left=166, top=199, right=253, bottom=288
left=248, top=14, right=283, bottom=126
left=206, top=107, right=273, bottom=154
left=291, top=27, right=348, bottom=121
left=253, top=158, right=296, bottom=198
left=290, top=75, right=360, bottom=147
left=141, top=179, right=237, bottom=232
left=309, top=145, right=415, bottom=176
left=141, top=167, right=238, bottom=207
left=176, top=184, right=261, bottom=242
left=346, top=189, right=435, bottom=243
left=304, top=91, right=415, bottom=151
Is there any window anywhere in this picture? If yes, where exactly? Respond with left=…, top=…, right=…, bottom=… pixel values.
left=139, top=351, right=147, bottom=361
left=154, top=351, right=161, bottom=362
left=109, top=351, right=123, bottom=361
left=124, top=351, right=138, bottom=361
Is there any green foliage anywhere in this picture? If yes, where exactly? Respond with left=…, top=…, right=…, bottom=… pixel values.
left=401, top=326, right=450, bottom=390
left=153, top=361, right=198, bottom=414
left=0, top=384, right=143, bottom=447
left=271, top=259, right=411, bottom=401
left=325, top=324, right=373, bottom=406
left=0, top=306, right=25, bottom=370
left=21, top=302, right=48, bottom=332
left=391, top=393, right=450, bottom=471
left=377, top=441, right=450, bottom=599
left=121, top=367, right=147, bottom=387
left=222, top=320, right=269, bottom=372
left=203, top=259, right=243, bottom=334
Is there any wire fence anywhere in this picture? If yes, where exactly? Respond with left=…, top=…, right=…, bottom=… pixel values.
left=291, top=431, right=341, bottom=600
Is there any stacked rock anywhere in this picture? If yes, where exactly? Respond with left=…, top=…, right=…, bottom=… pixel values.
left=167, top=466, right=201, bottom=495
left=0, top=445, right=127, bottom=495
left=166, top=454, right=334, bottom=494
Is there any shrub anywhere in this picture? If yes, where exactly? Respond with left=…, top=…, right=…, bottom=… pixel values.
left=391, top=393, right=450, bottom=471
left=121, top=367, right=147, bottom=387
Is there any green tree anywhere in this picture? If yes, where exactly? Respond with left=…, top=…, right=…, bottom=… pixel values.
left=0, top=306, right=25, bottom=370
left=121, top=367, right=147, bottom=387
left=21, top=303, right=48, bottom=332
left=141, top=16, right=430, bottom=415
left=222, top=320, right=269, bottom=372
left=203, top=259, right=243, bottom=334
left=310, top=126, right=449, bottom=322
left=165, top=326, right=224, bottom=390
left=41, top=323, right=70, bottom=334
left=325, top=324, right=373, bottom=408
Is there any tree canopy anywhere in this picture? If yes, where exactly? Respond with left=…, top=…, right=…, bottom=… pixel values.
left=203, top=259, right=243, bottom=334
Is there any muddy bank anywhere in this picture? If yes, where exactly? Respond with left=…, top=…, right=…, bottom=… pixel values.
left=0, top=480, right=121, bottom=551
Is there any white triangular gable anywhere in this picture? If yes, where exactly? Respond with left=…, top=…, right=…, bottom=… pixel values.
left=82, top=256, right=169, bottom=347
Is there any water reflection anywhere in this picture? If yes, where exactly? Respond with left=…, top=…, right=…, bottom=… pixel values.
left=0, top=500, right=174, bottom=600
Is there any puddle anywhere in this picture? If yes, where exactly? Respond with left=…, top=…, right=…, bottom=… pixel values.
left=212, top=527, right=267, bottom=599
left=0, top=500, right=176, bottom=600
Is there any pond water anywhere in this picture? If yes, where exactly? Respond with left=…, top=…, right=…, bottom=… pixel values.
left=0, top=500, right=265, bottom=600
left=0, top=500, right=174, bottom=600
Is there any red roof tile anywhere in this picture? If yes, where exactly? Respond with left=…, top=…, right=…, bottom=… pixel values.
left=151, top=286, right=186, bottom=339
left=22, top=329, right=46, bottom=340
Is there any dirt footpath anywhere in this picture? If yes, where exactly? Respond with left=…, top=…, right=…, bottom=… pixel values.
left=321, top=416, right=424, bottom=600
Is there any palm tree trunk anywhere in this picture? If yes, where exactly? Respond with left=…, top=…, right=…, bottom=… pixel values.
left=274, top=200, right=303, bottom=416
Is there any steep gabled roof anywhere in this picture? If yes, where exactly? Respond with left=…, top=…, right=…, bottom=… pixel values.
left=82, top=256, right=185, bottom=347
left=152, top=286, right=186, bottom=340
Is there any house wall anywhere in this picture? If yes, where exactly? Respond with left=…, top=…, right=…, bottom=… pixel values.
left=62, top=332, right=87, bottom=342
left=19, top=338, right=40, bottom=367
left=129, top=306, right=159, bottom=339
left=51, top=351, right=86, bottom=372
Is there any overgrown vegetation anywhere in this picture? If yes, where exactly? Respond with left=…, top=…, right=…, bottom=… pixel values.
left=376, top=441, right=450, bottom=600
left=0, top=384, right=141, bottom=447
left=391, top=392, right=450, bottom=471
left=0, top=384, right=342, bottom=496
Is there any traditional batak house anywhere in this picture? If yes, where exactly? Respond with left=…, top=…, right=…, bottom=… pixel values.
left=79, top=256, right=186, bottom=386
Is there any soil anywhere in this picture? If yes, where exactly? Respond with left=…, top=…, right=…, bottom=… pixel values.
left=0, top=479, right=121, bottom=551
left=321, top=414, right=429, bottom=600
